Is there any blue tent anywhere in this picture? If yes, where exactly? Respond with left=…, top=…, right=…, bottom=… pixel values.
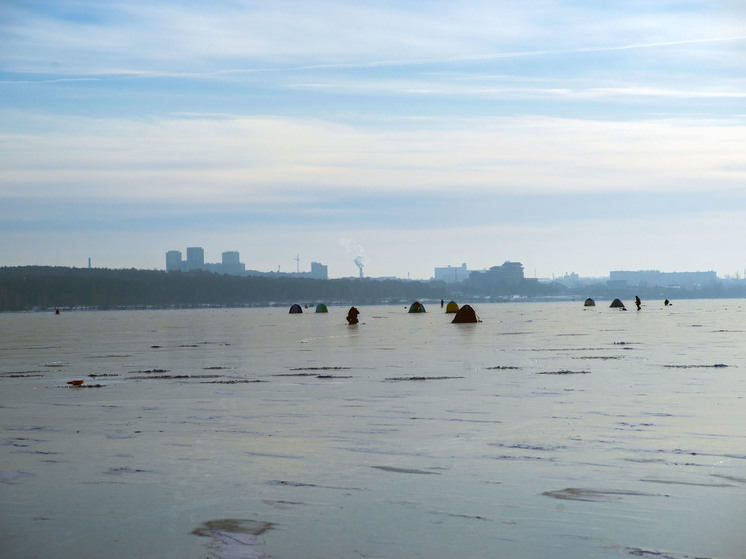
left=408, top=301, right=426, bottom=313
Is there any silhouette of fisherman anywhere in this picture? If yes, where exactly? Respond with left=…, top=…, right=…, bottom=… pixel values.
left=441, top=299, right=444, bottom=308
left=346, top=306, right=359, bottom=325
left=635, top=296, right=642, bottom=311
left=664, top=299, right=670, bottom=306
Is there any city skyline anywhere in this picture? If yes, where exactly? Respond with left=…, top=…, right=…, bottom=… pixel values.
left=1, top=2, right=745, bottom=280
left=157, top=246, right=736, bottom=283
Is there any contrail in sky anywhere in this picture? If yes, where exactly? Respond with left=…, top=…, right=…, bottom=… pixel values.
left=4, top=35, right=745, bottom=83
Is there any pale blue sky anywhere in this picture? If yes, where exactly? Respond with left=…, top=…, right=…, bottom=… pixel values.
left=2, top=1, right=745, bottom=279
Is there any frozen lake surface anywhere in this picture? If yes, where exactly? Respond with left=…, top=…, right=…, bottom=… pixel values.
left=1, top=300, right=745, bottom=558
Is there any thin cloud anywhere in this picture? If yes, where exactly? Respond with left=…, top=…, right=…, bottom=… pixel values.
left=5, top=35, right=745, bottom=82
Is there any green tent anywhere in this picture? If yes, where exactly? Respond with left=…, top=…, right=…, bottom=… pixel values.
left=315, top=303, right=328, bottom=313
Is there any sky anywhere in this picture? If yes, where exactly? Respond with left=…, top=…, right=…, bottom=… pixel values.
left=1, top=1, right=745, bottom=280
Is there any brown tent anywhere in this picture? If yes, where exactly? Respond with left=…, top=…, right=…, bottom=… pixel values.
left=451, top=304, right=481, bottom=323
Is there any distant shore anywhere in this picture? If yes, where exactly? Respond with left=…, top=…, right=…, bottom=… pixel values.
left=1, top=266, right=744, bottom=312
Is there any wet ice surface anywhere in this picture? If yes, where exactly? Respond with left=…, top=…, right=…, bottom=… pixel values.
left=1, top=301, right=745, bottom=558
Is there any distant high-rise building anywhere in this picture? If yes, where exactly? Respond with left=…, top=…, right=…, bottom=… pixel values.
left=166, top=247, right=327, bottom=279
left=434, top=263, right=470, bottom=283
left=311, top=262, right=328, bottom=280
left=186, top=247, right=205, bottom=271
left=166, top=250, right=183, bottom=272
left=468, top=261, right=525, bottom=291
left=221, top=251, right=245, bottom=275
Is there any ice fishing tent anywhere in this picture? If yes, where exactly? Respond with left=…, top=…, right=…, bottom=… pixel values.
left=289, top=304, right=303, bottom=314
left=315, top=303, right=328, bottom=313
left=584, top=298, right=595, bottom=307
left=408, top=301, right=426, bottom=313
left=445, top=301, right=459, bottom=313
left=609, top=298, right=625, bottom=308
left=452, top=304, right=481, bottom=323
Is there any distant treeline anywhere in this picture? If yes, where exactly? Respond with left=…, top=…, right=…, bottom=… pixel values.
left=0, top=266, right=450, bottom=311
left=1, top=266, right=745, bottom=312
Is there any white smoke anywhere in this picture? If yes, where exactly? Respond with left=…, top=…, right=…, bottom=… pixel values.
left=341, top=238, right=368, bottom=273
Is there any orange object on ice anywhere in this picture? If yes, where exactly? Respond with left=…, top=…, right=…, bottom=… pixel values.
left=67, top=380, right=84, bottom=386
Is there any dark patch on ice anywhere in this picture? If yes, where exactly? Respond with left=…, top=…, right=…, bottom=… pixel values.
left=289, top=366, right=351, bottom=371
left=267, top=480, right=364, bottom=491
left=3, top=345, right=60, bottom=350
left=615, top=422, right=655, bottom=430
left=43, top=362, right=66, bottom=367
left=2, top=437, right=45, bottom=447
left=18, top=450, right=60, bottom=455
left=626, top=547, right=707, bottom=558
left=639, top=478, right=734, bottom=488
left=193, top=518, right=272, bottom=537
left=527, top=347, right=614, bottom=352
left=662, top=364, right=729, bottom=369
left=180, top=341, right=231, bottom=348
left=492, top=455, right=550, bottom=461
left=68, top=383, right=105, bottom=388
left=129, top=368, right=169, bottom=374
left=105, top=467, right=154, bottom=475
left=385, top=376, right=464, bottom=381
left=87, top=354, right=133, bottom=359
left=409, top=417, right=501, bottom=424
left=5, top=426, right=61, bottom=432
left=0, top=471, right=35, bottom=483
left=711, top=473, right=746, bottom=484
left=572, top=356, right=623, bottom=360
left=192, top=518, right=273, bottom=559
left=275, top=372, right=352, bottom=379
left=485, top=366, right=522, bottom=370
left=430, top=510, right=489, bottom=521
left=490, top=443, right=566, bottom=451
left=1, top=372, right=43, bottom=378
left=537, top=370, right=591, bottom=375
left=88, top=373, right=119, bottom=378
left=372, top=466, right=441, bottom=475
left=262, top=499, right=305, bottom=509
left=129, top=374, right=221, bottom=380
left=204, top=366, right=233, bottom=370
left=246, top=451, right=304, bottom=459
left=542, top=487, right=661, bottom=502
left=201, top=379, right=267, bottom=384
